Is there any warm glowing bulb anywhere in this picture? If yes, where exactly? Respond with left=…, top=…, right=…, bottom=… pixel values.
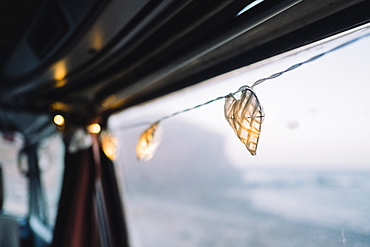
left=101, top=132, right=117, bottom=160
left=88, top=123, right=101, bottom=134
left=54, top=115, right=65, bottom=126
left=224, top=87, right=264, bottom=156
left=136, top=121, right=163, bottom=161
left=54, top=61, right=67, bottom=81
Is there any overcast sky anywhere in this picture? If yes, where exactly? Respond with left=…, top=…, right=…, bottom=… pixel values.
left=111, top=26, right=370, bottom=170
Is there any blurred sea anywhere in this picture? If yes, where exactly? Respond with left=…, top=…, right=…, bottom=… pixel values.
left=117, top=119, right=370, bottom=246
left=239, top=168, right=370, bottom=234
left=127, top=168, right=370, bottom=247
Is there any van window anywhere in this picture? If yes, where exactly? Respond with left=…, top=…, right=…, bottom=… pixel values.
left=0, top=132, right=63, bottom=230
left=0, top=133, right=27, bottom=216
left=111, top=26, right=370, bottom=247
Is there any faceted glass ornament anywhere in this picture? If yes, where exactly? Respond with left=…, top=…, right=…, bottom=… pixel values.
left=224, top=87, right=264, bottom=155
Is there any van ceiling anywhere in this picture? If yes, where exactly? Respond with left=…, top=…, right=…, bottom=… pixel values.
left=0, top=0, right=369, bottom=125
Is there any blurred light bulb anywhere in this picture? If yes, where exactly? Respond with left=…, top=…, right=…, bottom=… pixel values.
left=54, top=115, right=65, bottom=126
left=136, top=121, right=163, bottom=161
left=54, top=60, right=67, bottom=81
left=101, top=132, right=117, bottom=160
left=88, top=123, right=101, bottom=134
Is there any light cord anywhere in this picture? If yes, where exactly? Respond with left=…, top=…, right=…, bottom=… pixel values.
left=251, top=33, right=369, bottom=88
left=116, top=29, right=370, bottom=131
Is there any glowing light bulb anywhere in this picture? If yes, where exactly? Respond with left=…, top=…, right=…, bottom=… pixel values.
left=88, top=123, right=101, bottom=134
left=136, top=121, right=163, bottom=161
left=53, top=61, right=67, bottom=81
left=101, top=132, right=117, bottom=160
left=224, top=87, right=264, bottom=155
left=53, top=115, right=65, bottom=126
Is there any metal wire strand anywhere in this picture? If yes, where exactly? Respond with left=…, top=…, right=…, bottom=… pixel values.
left=158, top=95, right=229, bottom=122
left=116, top=29, right=370, bottom=131
left=251, top=32, right=370, bottom=88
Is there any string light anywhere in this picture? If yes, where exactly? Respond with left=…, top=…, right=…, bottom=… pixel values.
left=120, top=28, right=370, bottom=161
left=225, top=87, right=264, bottom=155
left=53, top=115, right=65, bottom=126
left=88, top=123, right=101, bottom=134
left=136, top=121, right=163, bottom=161
left=101, top=131, right=117, bottom=160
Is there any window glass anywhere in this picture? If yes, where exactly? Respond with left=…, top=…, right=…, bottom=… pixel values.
left=0, top=132, right=64, bottom=230
left=0, top=133, right=28, bottom=216
left=38, top=133, right=64, bottom=228
left=111, top=25, right=370, bottom=247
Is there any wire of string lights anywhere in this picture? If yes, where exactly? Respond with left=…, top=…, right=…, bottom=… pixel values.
left=110, top=26, right=370, bottom=160
left=117, top=27, right=370, bottom=131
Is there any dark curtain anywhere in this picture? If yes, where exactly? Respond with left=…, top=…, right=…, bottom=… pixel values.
left=51, top=133, right=129, bottom=247
left=51, top=145, right=96, bottom=247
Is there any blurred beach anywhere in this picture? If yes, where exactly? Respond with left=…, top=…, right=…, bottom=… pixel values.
left=117, top=120, right=370, bottom=247
left=126, top=168, right=370, bottom=247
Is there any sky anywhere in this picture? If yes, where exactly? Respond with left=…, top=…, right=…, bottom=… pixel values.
left=110, top=25, right=370, bottom=170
